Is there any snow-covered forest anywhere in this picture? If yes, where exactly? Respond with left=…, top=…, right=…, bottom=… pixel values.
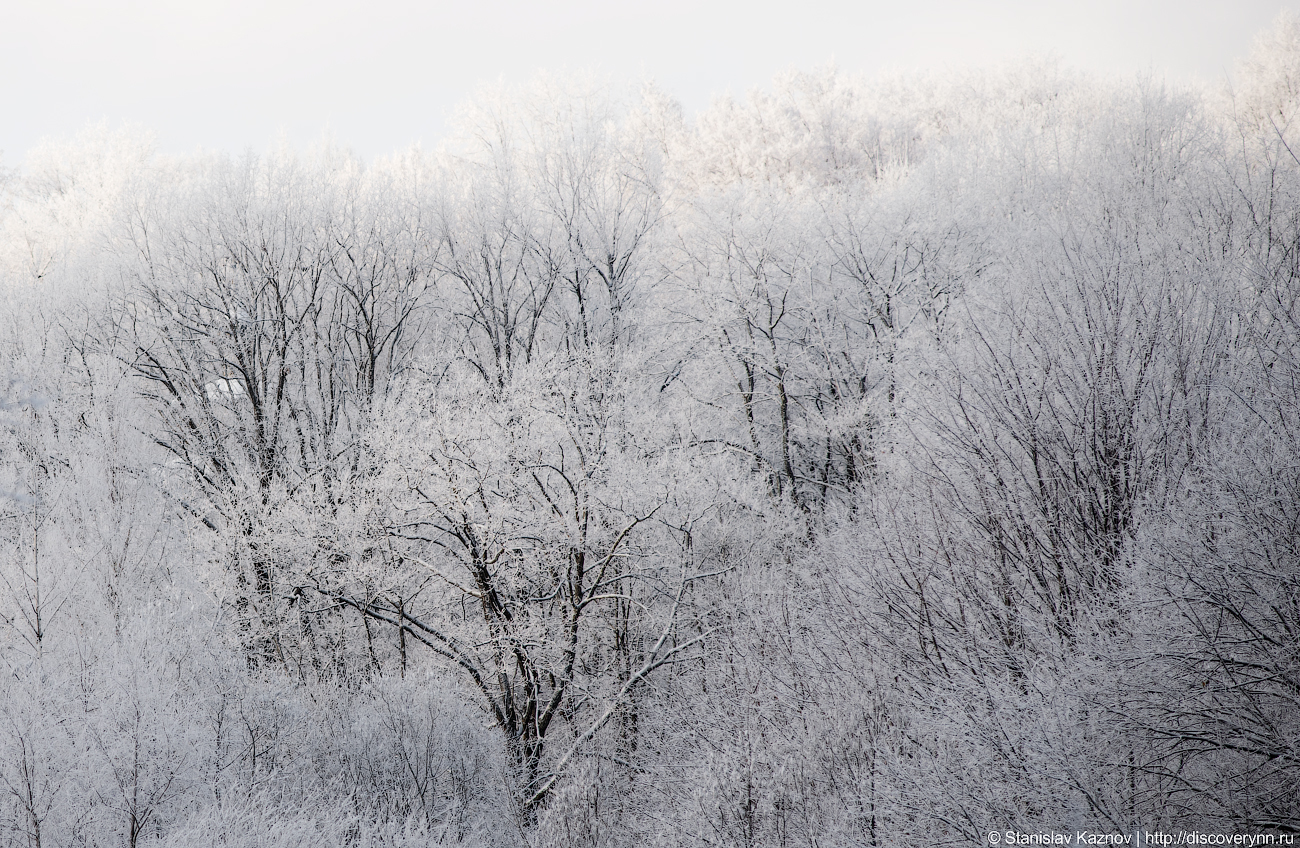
left=3, top=16, right=1300, bottom=847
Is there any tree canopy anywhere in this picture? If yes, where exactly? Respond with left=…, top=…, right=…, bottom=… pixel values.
left=2, top=20, right=1300, bottom=846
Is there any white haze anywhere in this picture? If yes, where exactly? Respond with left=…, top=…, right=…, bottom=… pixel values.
left=2, top=0, right=1298, bottom=163
left=2, top=10, right=1300, bottom=848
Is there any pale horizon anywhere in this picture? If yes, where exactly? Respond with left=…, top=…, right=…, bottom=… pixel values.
left=4, top=0, right=1298, bottom=164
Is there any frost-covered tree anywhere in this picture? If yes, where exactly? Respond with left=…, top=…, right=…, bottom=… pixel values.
left=3, top=32, right=1300, bottom=846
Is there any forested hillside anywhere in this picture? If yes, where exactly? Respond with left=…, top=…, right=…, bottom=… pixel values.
left=2, top=18, right=1300, bottom=847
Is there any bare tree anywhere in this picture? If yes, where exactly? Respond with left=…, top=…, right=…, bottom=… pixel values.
left=122, top=149, right=434, bottom=669
left=313, top=366, right=718, bottom=816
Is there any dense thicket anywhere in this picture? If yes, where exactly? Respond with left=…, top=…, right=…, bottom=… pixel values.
left=3, top=20, right=1300, bottom=847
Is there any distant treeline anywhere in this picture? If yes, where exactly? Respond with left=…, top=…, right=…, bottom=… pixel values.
left=1, top=17, right=1299, bottom=847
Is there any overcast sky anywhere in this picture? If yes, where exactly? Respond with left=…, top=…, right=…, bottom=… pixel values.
left=3, top=0, right=1297, bottom=165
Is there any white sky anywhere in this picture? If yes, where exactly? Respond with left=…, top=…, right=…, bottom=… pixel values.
left=3, top=0, right=1297, bottom=165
